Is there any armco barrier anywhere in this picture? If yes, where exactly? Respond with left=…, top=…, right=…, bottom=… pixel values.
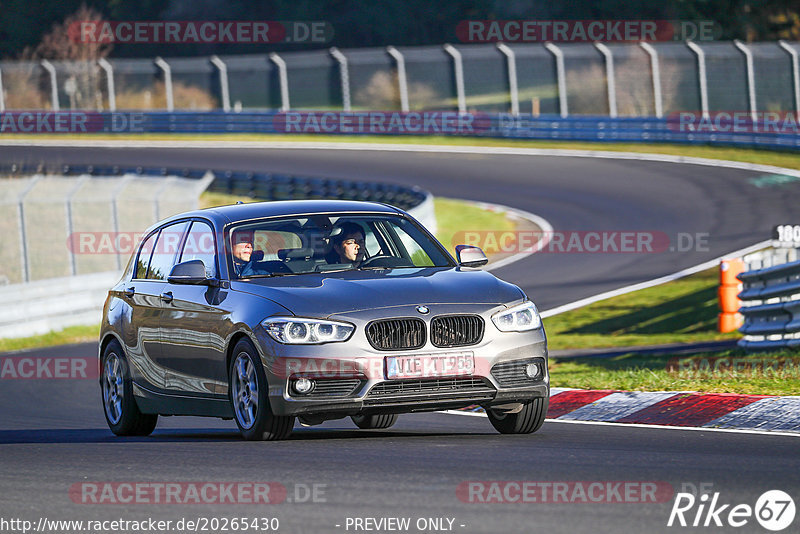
left=0, top=162, right=429, bottom=216
left=3, top=111, right=799, bottom=151
left=737, top=259, right=800, bottom=350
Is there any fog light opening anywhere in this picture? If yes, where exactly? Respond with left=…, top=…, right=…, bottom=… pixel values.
left=525, top=362, right=540, bottom=379
left=292, top=378, right=316, bottom=395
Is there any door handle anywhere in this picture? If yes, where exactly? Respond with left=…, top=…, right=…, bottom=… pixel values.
left=160, top=291, right=173, bottom=303
left=123, top=287, right=135, bottom=298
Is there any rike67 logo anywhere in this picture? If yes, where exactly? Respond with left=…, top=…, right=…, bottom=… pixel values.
left=668, top=489, right=795, bottom=531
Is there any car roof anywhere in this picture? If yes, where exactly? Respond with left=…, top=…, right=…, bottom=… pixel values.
left=158, top=199, right=404, bottom=228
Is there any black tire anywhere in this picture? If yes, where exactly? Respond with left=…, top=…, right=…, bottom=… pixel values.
left=487, top=397, right=548, bottom=434
left=229, top=339, right=294, bottom=441
left=351, top=413, right=398, bottom=430
left=101, top=340, right=158, bottom=437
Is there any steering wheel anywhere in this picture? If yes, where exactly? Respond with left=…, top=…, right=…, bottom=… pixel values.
left=360, top=254, right=392, bottom=267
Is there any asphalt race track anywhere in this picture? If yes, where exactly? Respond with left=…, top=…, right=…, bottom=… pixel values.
left=1, top=143, right=799, bottom=533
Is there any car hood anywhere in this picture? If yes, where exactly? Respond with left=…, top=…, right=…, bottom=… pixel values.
left=233, top=267, right=524, bottom=317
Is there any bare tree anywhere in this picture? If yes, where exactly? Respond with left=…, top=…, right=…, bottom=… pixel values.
left=34, top=5, right=112, bottom=109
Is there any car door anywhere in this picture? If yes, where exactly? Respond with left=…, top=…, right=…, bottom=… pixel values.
left=160, top=219, right=231, bottom=396
left=121, top=228, right=169, bottom=392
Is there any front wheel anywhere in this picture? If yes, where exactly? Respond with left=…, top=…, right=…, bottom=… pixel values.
left=351, top=413, right=398, bottom=430
left=101, top=340, right=158, bottom=436
left=229, top=339, right=294, bottom=441
left=487, top=397, right=548, bottom=434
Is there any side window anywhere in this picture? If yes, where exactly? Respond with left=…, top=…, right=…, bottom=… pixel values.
left=180, top=221, right=217, bottom=278
left=147, top=221, right=190, bottom=281
left=134, top=232, right=158, bottom=279
left=391, top=222, right=434, bottom=266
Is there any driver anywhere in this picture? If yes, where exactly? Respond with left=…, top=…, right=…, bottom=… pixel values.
left=329, top=222, right=366, bottom=265
left=231, top=229, right=263, bottom=277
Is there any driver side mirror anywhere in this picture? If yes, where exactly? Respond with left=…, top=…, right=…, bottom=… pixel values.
left=168, top=259, right=217, bottom=286
left=455, top=245, right=488, bottom=268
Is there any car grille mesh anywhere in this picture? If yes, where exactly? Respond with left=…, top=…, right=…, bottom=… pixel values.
left=367, top=318, right=426, bottom=350
left=431, top=315, right=484, bottom=347
left=305, top=379, right=362, bottom=398
left=491, top=359, right=545, bottom=387
left=366, top=377, right=493, bottom=397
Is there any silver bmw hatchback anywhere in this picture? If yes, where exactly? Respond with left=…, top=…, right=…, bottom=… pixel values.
left=99, top=200, right=549, bottom=440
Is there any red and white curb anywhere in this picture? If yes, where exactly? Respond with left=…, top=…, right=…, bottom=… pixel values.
left=455, top=389, right=800, bottom=435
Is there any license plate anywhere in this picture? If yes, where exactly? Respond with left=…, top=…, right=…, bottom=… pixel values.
left=385, top=352, right=474, bottom=379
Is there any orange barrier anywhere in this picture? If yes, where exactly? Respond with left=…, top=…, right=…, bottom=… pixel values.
left=718, top=258, right=744, bottom=333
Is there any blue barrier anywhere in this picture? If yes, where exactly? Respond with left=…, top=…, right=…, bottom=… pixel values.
left=3, top=110, right=798, bottom=151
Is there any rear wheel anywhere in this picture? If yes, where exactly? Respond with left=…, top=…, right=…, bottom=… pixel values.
left=101, top=340, right=158, bottom=436
left=351, top=413, right=398, bottom=430
left=229, top=339, right=294, bottom=441
left=487, top=397, right=548, bottom=434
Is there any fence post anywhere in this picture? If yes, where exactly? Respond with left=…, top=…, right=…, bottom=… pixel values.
left=734, top=41, right=757, bottom=122
left=386, top=46, right=409, bottom=112
left=0, top=66, right=5, bottom=112
left=443, top=44, right=466, bottom=113
left=778, top=41, right=800, bottom=122
left=111, top=175, right=134, bottom=271
left=66, top=175, right=89, bottom=276
left=329, top=47, right=351, bottom=112
left=496, top=43, right=519, bottom=116
left=152, top=176, right=177, bottom=222
left=154, top=57, right=174, bottom=111
left=209, top=55, right=231, bottom=112
left=97, top=58, right=116, bottom=111
left=18, top=175, right=41, bottom=283
left=269, top=53, right=290, bottom=112
left=686, top=41, right=709, bottom=120
left=639, top=42, right=663, bottom=118
left=594, top=42, right=617, bottom=118
left=40, top=60, right=60, bottom=111
left=544, top=42, right=568, bottom=118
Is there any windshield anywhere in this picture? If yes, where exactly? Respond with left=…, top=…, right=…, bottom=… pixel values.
left=227, top=214, right=454, bottom=279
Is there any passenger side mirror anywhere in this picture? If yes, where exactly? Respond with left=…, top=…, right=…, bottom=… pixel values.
left=168, top=260, right=216, bottom=285
left=455, top=245, right=488, bottom=268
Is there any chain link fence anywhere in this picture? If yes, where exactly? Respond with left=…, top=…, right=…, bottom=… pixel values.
left=0, top=173, right=212, bottom=285
left=3, top=41, right=798, bottom=116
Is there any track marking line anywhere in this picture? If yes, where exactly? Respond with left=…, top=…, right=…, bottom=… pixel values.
left=440, top=410, right=800, bottom=437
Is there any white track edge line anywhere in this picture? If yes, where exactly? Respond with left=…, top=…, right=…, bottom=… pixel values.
left=459, top=200, right=553, bottom=272
left=540, top=239, right=771, bottom=317
left=440, top=410, right=800, bottom=437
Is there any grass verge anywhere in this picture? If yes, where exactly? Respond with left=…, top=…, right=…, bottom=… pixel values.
left=0, top=324, right=100, bottom=353
left=544, top=267, right=738, bottom=350
left=549, top=349, right=800, bottom=396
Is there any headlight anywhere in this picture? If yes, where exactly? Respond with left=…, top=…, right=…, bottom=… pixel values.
left=262, top=317, right=355, bottom=344
left=491, top=301, right=541, bottom=332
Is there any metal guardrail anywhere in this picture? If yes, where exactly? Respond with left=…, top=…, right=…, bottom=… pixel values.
left=0, top=162, right=429, bottom=213
left=738, top=258, right=800, bottom=350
